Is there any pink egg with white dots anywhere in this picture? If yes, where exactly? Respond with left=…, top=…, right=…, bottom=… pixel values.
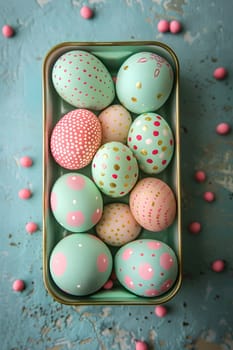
left=115, top=239, right=178, bottom=297
left=50, top=108, right=102, bottom=170
left=50, top=173, right=103, bottom=232
left=49, top=233, right=112, bottom=296
left=129, top=177, right=176, bottom=232
left=52, top=50, right=115, bottom=110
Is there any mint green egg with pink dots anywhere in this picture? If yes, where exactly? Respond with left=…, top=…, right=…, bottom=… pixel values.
left=50, top=173, right=103, bottom=232
left=52, top=50, right=115, bottom=110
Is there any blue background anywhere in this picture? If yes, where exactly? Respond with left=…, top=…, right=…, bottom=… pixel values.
left=0, top=1, right=233, bottom=349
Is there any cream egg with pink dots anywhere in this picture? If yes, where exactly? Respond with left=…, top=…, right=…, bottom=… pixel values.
left=49, top=233, right=112, bottom=296
left=50, top=173, right=103, bottom=232
left=115, top=239, right=178, bottom=297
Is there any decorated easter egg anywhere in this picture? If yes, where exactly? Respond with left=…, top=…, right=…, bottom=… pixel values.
left=115, top=239, right=178, bottom=297
left=52, top=50, right=115, bottom=110
left=50, top=109, right=102, bottom=170
left=98, top=104, right=132, bottom=144
left=129, top=177, right=176, bottom=232
left=95, top=203, right=141, bottom=246
left=49, top=233, right=113, bottom=296
left=127, top=112, right=174, bottom=174
left=116, top=51, right=174, bottom=113
left=91, top=141, right=139, bottom=198
left=50, top=173, right=103, bottom=232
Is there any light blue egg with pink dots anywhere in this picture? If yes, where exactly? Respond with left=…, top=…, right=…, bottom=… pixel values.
left=115, top=239, right=178, bottom=297
left=49, top=233, right=113, bottom=296
left=50, top=173, right=103, bottom=232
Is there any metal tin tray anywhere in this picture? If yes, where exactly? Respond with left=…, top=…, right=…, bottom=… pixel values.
left=43, top=41, right=182, bottom=305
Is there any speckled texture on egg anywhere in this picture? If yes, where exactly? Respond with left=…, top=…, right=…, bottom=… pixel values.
left=98, top=104, right=132, bottom=144
left=115, top=239, right=178, bottom=297
left=49, top=233, right=113, bottom=296
left=50, top=173, right=103, bottom=232
left=116, top=51, right=174, bottom=114
left=52, top=50, right=115, bottom=110
left=50, top=109, right=102, bottom=170
left=127, top=112, right=174, bottom=174
left=129, top=177, right=176, bottom=232
left=95, top=203, right=141, bottom=246
left=91, top=141, right=139, bottom=197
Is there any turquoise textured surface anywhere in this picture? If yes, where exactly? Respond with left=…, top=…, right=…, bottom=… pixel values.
left=1, top=1, right=233, bottom=349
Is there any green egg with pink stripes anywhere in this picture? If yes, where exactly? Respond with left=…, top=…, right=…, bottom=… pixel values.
left=50, top=173, right=103, bottom=232
left=49, top=233, right=112, bottom=296
left=52, top=50, right=115, bottom=110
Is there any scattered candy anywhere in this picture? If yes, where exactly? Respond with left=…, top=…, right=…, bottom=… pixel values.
left=80, top=5, right=93, bottom=19
left=18, top=188, right=32, bottom=200
left=213, top=67, right=228, bottom=80
left=216, top=122, right=231, bottom=135
left=20, top=156, right=33, bottom=168
left=25, top=222, right=38, bottom=234
left=194, top=170, right=206, bottom=183
left=103, top=279, right=114, bottom=290
left=211, top=259, right=225, bottom=272
left=135, top=340, right=148, bottom=350
left=169, top=20, right=182, bottom=33
left=157, top=19, right=170, bottom=33
left=203, top=191, right=215, bottom=202
left=12, top=279, right=25, bottom=292
left=188, top=221, right=201, bottom=234
left=2, top=24, right=14, bottom=38
left=154, top=305, right=168, bottom=317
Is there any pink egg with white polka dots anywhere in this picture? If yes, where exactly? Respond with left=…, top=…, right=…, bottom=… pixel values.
left=52, top=50, right=115, bottom=110
left=115, top=239, right=178, bottom=297
left=129, top=177, right=176, bottom=232
left=50, top=109, right=102, bottom=170
left=49, top=233, right=112, bottom=296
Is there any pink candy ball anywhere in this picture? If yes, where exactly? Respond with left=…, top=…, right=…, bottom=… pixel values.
left=18, top=188, right=32, bottom=199
left=135, top=340, right=148, bottom=350
left=157, top=19, right=170, bottom=33
left=203, top=191, right=215, bottom=202
left=20, top=156, right=33, bottom=167
left=2, top=24, right=14, bottom=38
left=154, top=305, right=167, bottom=317
left=216, top=122, right=231, bottom=135
left=80, top=6, right=93, bottom=19
left=169, top=20, right=182, bottom=33
left=213, top=67, right=228, bottom=80
left=188, top=221, right=201, bottom=234
left=103, top=279, right=114, bottom=290
left=12, top=279, right=25, bottom=292
left=194, top=170, right=206, bottom=182
left=25, top=222, right=38, bottom=234
left=211, top=259, right=225, bottom=272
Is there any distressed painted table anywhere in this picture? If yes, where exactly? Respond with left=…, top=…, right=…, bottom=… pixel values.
left=1, top=1, right=233, bottom=349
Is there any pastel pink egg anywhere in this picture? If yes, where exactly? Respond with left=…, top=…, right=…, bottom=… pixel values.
left=12, top=279, right=25, bottom=291
left=194, top=170, right=206, bottom=182
left=80, top=6, right=93, bottom=19
left=157, top=19, right=170, bottom=33
left=2, top=24, right=14, bottom=37
left=135, top=340, right=148, bottom=350
left=25, top=222, right=38, bottom=234
left=129, top=177, right=176, bottom=232
left=213, top=67, right=228, bottom=80
left=20, top=156, right=33, bottom=167
left=154, top=305, right=168, bottom=317
left=50, top=109, right=102, bottom=170
left=216, top=122, right=231, bottom=135
left=211, top=259, right=225, bottom=272
left=169, top=20, right=182, bottom=33
left=18, top=188, right=32, bottom=199
left=188, top=221, right=201, bottom=234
